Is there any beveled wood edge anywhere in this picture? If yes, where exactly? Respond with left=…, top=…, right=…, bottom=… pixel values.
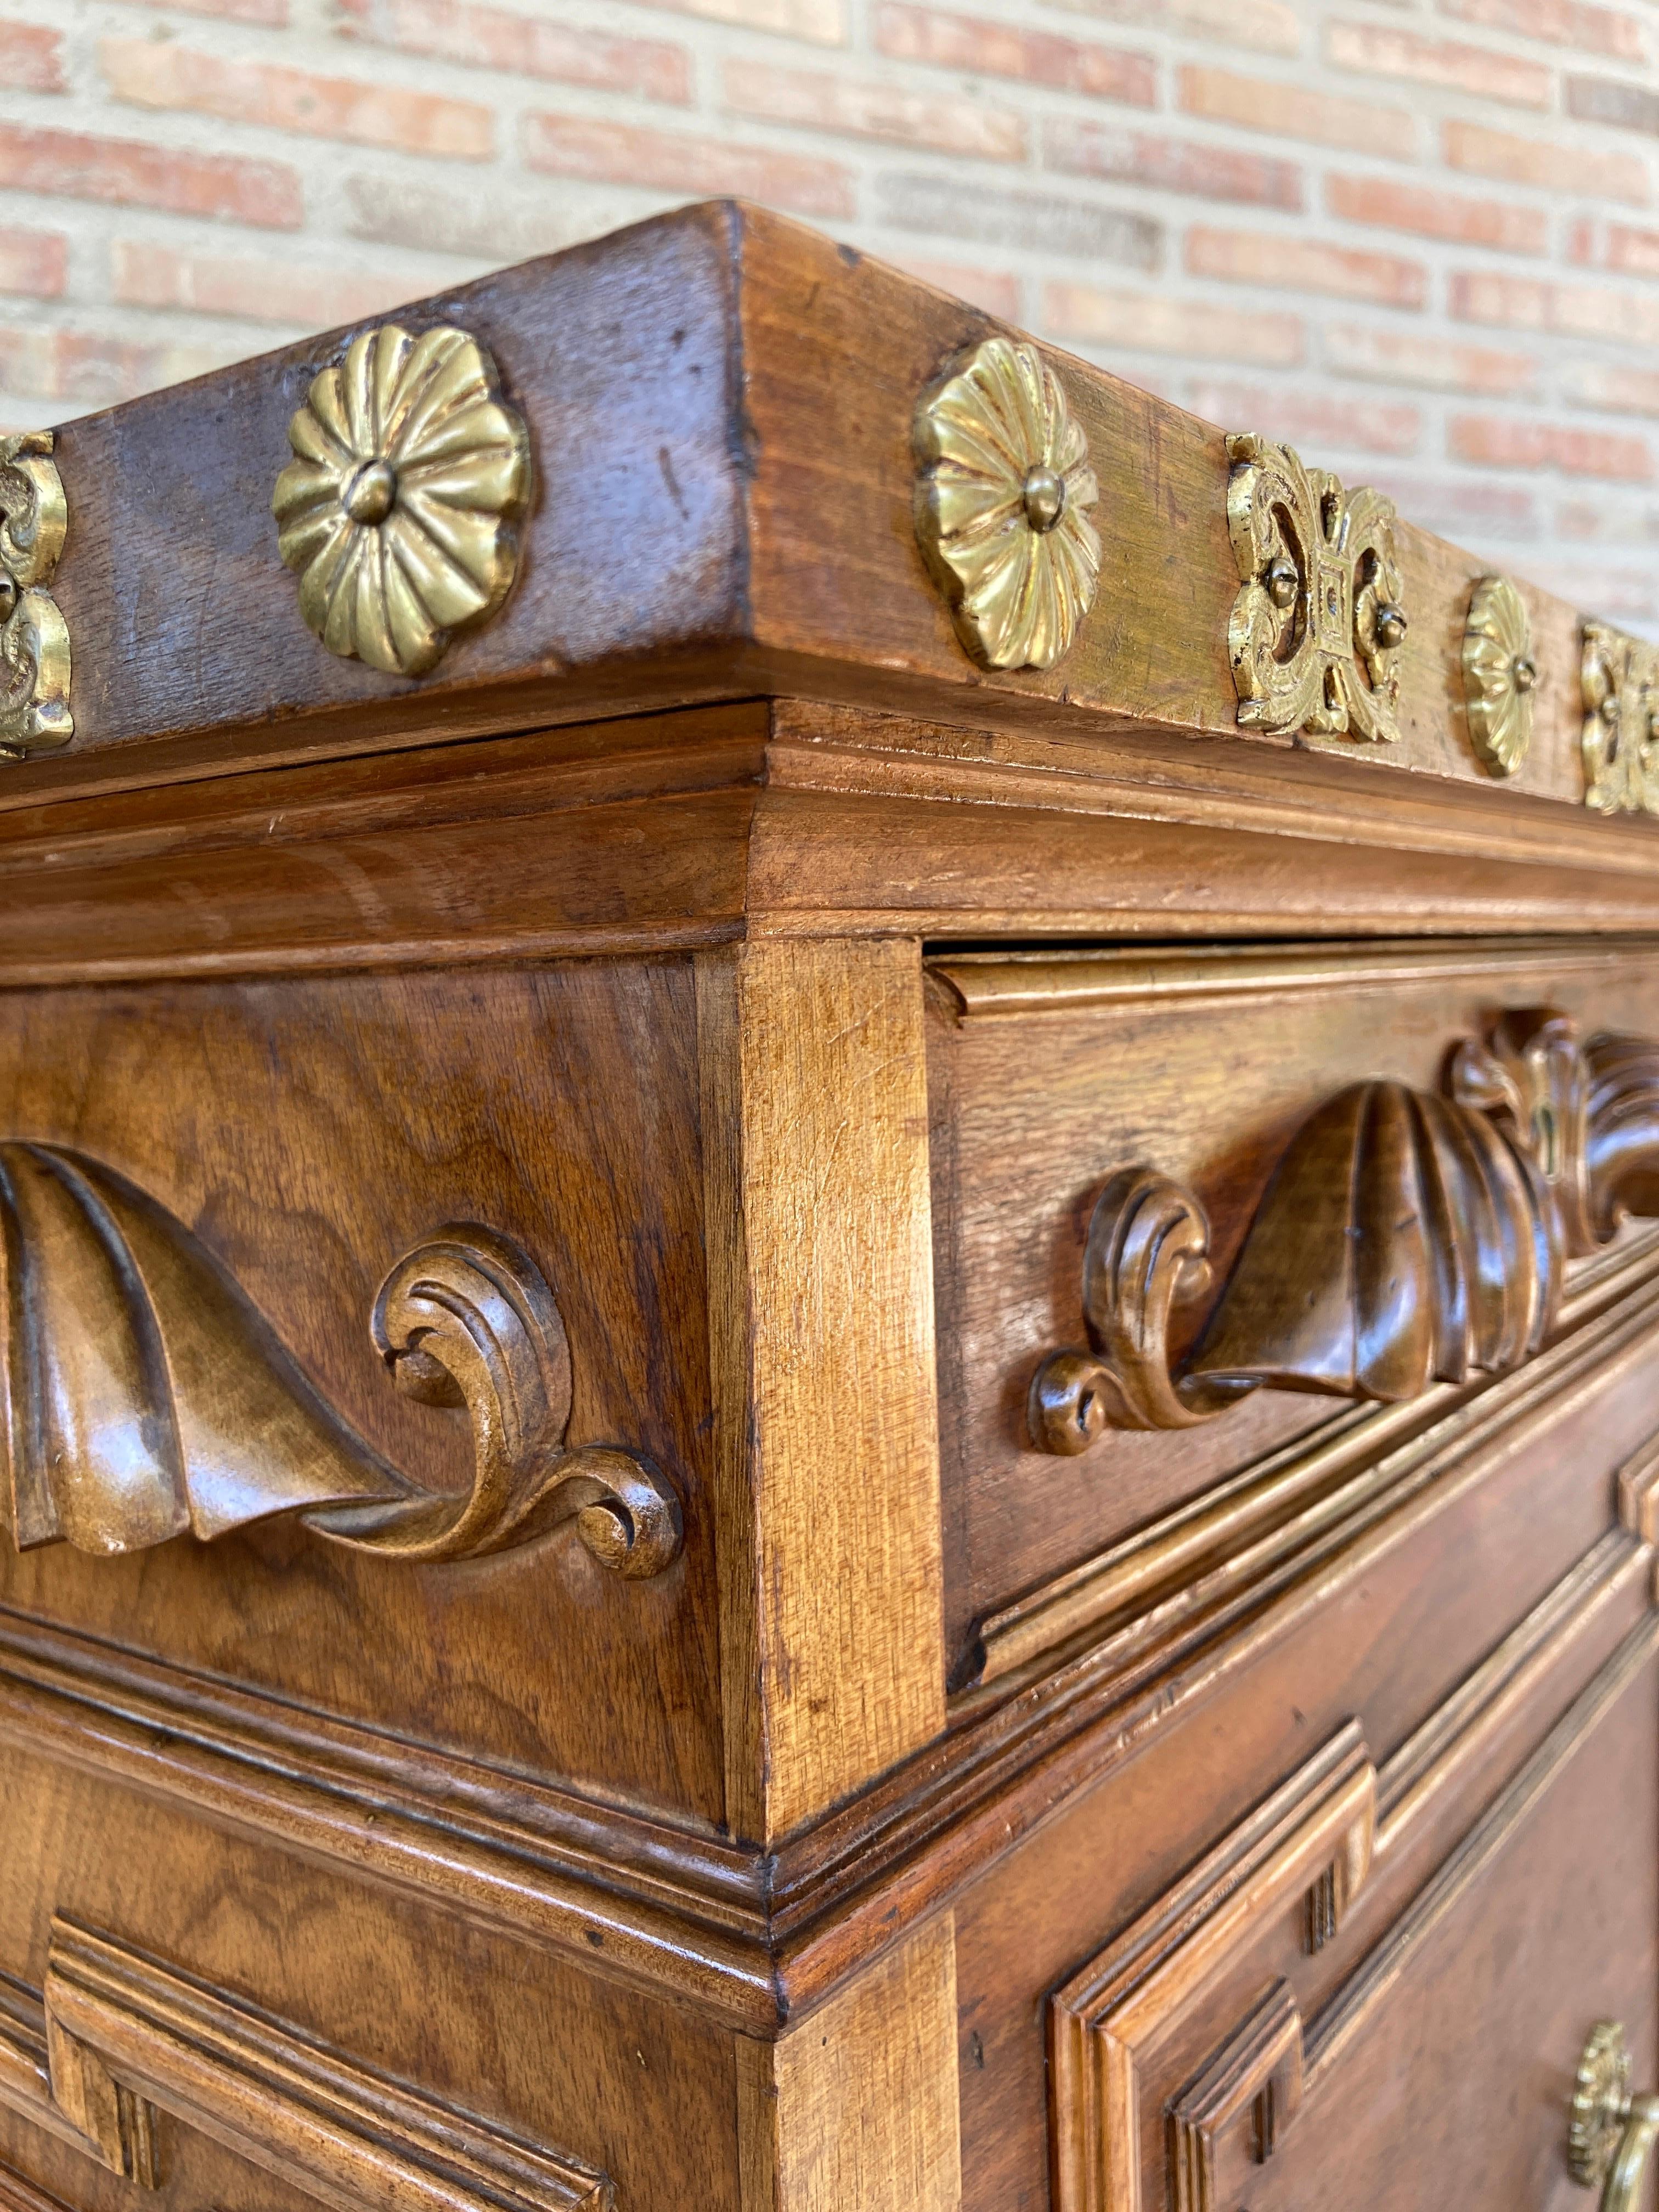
left=962, top=1226, right=1659, bottom=1693
left=0, top=1917, right=610, bottom=2212
left=2, top=1232, right=1656, bottom=2036
left=1304, top=1607, right=1659, bottom=2095
left=932, top=938, right=1659, bottom=1022
left=1044, top=1514, right=1659, bottom=2212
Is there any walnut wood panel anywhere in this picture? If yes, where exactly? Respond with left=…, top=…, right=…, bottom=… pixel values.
left=0, top=1746, right=742, bottom=2212
left=0, top=963, right=723, bottom=1824
left=929, top=937, right=1659, bottom=1664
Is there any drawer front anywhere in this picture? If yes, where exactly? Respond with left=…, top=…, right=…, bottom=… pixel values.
left=928, top=936, right=1659, bottom=1680
left=952, top=1433, right=1659, bottom=2212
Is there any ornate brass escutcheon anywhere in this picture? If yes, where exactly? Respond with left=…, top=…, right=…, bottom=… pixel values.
left=1571, top=2022, right=1659, bottom=2211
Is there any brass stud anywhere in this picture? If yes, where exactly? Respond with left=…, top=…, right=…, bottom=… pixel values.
left=1512, top=654, right=1537, bottom=693
left=1374, top=602, right=1408, bottom=650
left=1265, top=554, right=1299, bottom=610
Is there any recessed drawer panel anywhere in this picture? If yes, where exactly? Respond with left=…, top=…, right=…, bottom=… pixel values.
left=928, top=936, right=1659, bottom=1680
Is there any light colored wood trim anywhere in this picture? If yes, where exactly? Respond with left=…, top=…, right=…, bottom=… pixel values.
left=1048, top=1725, right=1374, bottom=2212
left=738, top=1912, right=960, bottom=2212
left=933, top=938, right=1659, bottom=1023
left=700, top=939, right=946, bottom=1843
left=1304, top=1613, right=1659, bottom=2095
left=965, top=1229, right=1659, bottom=1692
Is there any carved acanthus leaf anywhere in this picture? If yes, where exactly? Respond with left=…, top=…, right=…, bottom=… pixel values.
left=0, top=1144, right=680, bottom=1575
left=1031, top=1013, right=1659, bottom=1453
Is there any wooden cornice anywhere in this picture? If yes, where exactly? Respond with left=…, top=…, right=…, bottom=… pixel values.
left=9, top=199, right=1643, bottom=826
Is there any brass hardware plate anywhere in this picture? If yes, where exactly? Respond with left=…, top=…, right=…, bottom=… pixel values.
left=1582, top=619, right=1659, bottom=815
left=1226, top=432, right=1404, bottom=744
left=0, top=431, right=70, bottom=757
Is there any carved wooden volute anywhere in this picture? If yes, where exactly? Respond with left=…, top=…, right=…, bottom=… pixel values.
left=0, top=1144, right=681, bottom=1575
left=1031, top=1012, right=1659, bottom=1454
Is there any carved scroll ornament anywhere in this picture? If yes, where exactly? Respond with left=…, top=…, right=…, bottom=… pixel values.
left=0, top=1145, right=680, bottom=1574
left=1031, top=1013, right=1659, bottom=1455
left=1227, top=433, right=1406, bottom=745
left=0, top=431, right=71, bottom=756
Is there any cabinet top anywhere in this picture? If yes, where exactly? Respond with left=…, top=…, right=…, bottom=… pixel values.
left=4, top=196, right=1650, bottom=829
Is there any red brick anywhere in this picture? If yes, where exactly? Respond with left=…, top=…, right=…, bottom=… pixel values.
left=1444, top=117, right=1648, bottom=203
left=0, top=232, right=67, bottom=302
left=1325, top=20, right=1551, bottom=107
left=1368, top=471, right=1539, bottom=537
left=873, top=3, right=1155, bottom=104
left=111, top=241, right=420, bottom=328
left=0, top=25, right=67, bottom=94
left=721, top=57, right=1024, bottom=158
left=1045, top=279, right=1304, bottom=365
left=1564, top=363, right=1659, bottom=416
left=1324, top=322, right=1539, bottom=396
left=1186, top=379, right=1421, bottom=455
left=0, top=122, right=302, bottom=228
left=0, top=329, right=233, bottom=408
left=878, top=172, right=1159, bottom=264
left=1187, top=226, right=1426, bottom=307
left=522, top=113, right=855, bottom=218
left=105, top=0, right=287, bottom=20
left=1179, top=64, right=1416, bottom=158
left=628, top=0, right=846, bottom=37
left=1448, top=412, right=1653, bottom=477
left=1566, top=75, right=1659, bottom=136
left=1045, top=120, right=1302, bottom=208
left=334, top=0, right=692, bottom=103
left=1582, top=222, right=1659, bottom=275
left=1438, top=0, right=1644, bottom=62
left=1451, top=268, right=1659, bottom=347
left=100, top=37, right=493, bottom=159
left=1045, top=0, right=1299, bottom=55
left=1326, top=174, right=1547, bottom=253
left=889, top=256, right=1022, bottom=320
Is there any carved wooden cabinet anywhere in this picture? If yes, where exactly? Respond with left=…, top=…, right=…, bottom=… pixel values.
left=0, top=200, right=1657, bottom=2212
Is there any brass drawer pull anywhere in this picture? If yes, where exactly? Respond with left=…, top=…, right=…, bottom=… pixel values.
left=1572, top=2023, right=1659, bottom=2210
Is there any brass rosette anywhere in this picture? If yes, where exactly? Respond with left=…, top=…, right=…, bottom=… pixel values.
left=1582, top=618, right=1659, bottom=815
left=1462, top=574, right=1536, bottom=777
left=273, top=321, right=531, bottom=678
left=913, top=336, right=1101, bottom=673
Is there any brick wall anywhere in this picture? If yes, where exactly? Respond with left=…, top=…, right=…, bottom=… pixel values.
left=10, top=0, right=1659, bottom=625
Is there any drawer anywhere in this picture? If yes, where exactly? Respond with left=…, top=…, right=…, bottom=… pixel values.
left=0, top=963, right=720, bottom=1826
left=952, top=1423, right=1659, bottom=2212
left=928, top=935, right=1659, bottom=1684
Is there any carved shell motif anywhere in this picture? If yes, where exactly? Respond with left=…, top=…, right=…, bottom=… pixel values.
left=0, top=1144, right=680, bottom=1573
left=913, top=336, right=1101, bottom=673
left=1031, top=1013, right=1659, bottom=1455
left=273, top=322, right=532, bottom=678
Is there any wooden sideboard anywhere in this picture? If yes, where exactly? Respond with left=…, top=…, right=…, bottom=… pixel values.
left=0, top=198, right=1656, bottom=2212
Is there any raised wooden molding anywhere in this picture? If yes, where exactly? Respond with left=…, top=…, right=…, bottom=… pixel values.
left=0, top=1917, right=610, bottom=2212
left=972, top=1225, right=1659, bottom=1691
left=0, top=1144, right=679, bottom=1572
left=1167, top=1980, right=1302, bottom=2212
left=1031, top=1012, right=1659, bottom=1455
left=1048, top=1723, right=1375, bottom=2212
